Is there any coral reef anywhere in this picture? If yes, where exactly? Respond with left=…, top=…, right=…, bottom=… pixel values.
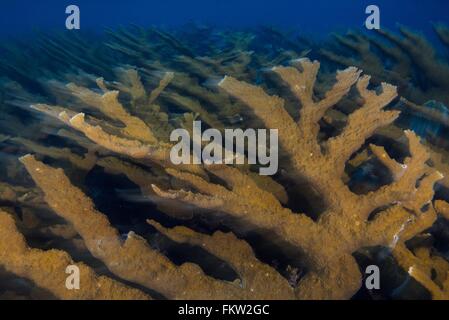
left=0, top=25, right=448, bottom=300
left=0, top=210, right=149, bottom=300
left=321, top=25, right=449, bottom=106
left=321, top=25, right=449, bottom=197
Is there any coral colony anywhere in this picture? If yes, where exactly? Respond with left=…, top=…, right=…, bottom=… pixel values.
left=1, top=23, right=449, bottom=300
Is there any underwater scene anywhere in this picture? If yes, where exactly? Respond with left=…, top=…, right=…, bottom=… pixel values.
left=1, top=0, right=449, bottom=303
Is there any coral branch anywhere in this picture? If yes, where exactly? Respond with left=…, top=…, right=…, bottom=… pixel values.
left=19, top=155, right=295, bottom=299
left=148, top=72, right=174, bottom=105
left=393, top=243, right=449, bottom=300
left=66, top=84, right=157, bottom=143
left=325, top=76, right=399, bottom=168
left=147, top=220, right=293, bottom=297
left=435, top=200, right=449, bottom=220
left=0, top=210, right=149, bottom=300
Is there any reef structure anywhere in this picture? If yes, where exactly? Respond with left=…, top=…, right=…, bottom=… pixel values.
left=0, top=25, right=448, bottom=300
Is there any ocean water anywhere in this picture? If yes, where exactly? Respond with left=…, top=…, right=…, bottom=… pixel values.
left=1, top=0, right=449, bottom=302
left=1, top=0, right=449, bottom=38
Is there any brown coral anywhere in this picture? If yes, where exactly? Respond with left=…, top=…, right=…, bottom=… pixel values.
left=17, top=155, right=295, bottom=300
left=0, top=210, right=149, bottom=300
left=322, top=26, right=449, bottom=105
left=151, top=58, right=441, bottom=299
left=12, top=58, right=441, bottom=299
left=1, top=40, right=446, bottom=299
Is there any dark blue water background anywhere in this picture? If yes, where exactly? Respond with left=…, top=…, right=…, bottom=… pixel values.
left=1, top=0, right=448, bottom=40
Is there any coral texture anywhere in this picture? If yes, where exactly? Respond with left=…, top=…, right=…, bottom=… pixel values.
left=321, top=27, right=449, bottom=194
left=322, top=25, right=449, bottom=105
left=0, top=210, right=149, bottom=300
left=0, top=25, right=448, bottom=300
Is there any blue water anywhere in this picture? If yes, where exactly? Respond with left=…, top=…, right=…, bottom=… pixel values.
left=1, top=0, right=448, bottom=39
